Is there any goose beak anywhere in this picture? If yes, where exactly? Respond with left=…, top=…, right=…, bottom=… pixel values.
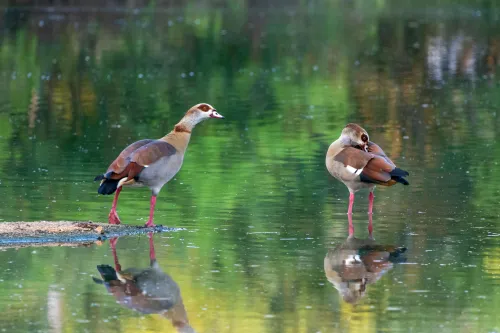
left=209, top=110, right=224, bottom=119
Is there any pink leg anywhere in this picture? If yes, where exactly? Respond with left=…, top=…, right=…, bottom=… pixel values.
left=348, top=213, right=354, bottom=237
left=145, top=195, right=157, bottom=227
left=148, top=232, right=156, bottom=262
left=347, top=193, right=355, bottom=215
left=368, top=191, right=374, bottom=215
left=109, top=237, right=122, bottom=272
left=368, top=213, right=373, bottom=237
left=108, top=187, right=122, bottom=225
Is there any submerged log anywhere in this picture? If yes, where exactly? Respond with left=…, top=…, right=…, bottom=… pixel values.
left=0, top=221, right=176, bottom=248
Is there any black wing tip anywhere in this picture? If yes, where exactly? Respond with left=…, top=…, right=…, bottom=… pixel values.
left=390, top=167, right=410, bottom=177
left=95, top=171, right=115, bottom=182
left=361, top=173, right=409, bottom=186
left=96, top=264, right=118, bottom=281
left=97, top=179, right=119, bottom=195
left=394, top=177, right=409, bottom=185
left=94, top=174, right=104, bottom=181
left=92, top=277, right=104, bottom=284
left=389, top=248, right=408, bottom=263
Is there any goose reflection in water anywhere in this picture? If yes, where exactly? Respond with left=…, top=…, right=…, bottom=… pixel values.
left=92, top=233, right=196, bottom=333
left=324, top=215, right=407, bottom=304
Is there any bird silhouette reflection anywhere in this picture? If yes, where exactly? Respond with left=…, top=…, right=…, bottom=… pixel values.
left=93, top=233, right=196, bottom=333
left=324, top=215, right=407, bottom=304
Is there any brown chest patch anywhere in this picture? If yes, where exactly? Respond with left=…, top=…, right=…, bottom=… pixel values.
left=174, top=124, right=191, bottom=133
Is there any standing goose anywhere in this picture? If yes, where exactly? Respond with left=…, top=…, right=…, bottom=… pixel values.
left=94, top=103, right=223, bottom=226
left=326, top=123, right=409, bottom=215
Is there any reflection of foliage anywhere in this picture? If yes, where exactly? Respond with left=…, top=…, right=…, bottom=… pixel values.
left=0, top=1, right=500, bottom=333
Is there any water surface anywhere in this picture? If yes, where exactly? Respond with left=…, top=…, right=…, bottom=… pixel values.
left=0, top=1, right=500, bottom=332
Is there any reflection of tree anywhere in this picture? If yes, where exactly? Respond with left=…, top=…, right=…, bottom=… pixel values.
left=0, top=1, right=356, bottom=226
left=0, top=2, right=499, bottom=332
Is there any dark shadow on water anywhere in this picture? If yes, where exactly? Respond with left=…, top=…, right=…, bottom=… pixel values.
left=324, top=215, right=407, bottom=304
left=92, top=233, right=196, bottom=333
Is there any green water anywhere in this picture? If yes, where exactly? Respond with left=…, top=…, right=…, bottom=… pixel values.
left=1, top=1, right=500, bottom=332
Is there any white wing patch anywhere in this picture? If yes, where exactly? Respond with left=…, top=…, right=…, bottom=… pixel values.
left=117, top=177, right=128, bottom=188
left=346, top=165, right=363, bottom=175
left=344, top=254, right=362, bottom=265
left=116, top=272, right=127, bottom=283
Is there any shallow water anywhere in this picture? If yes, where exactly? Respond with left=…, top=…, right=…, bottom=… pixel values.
left=1, top=1, right=500, bottom=332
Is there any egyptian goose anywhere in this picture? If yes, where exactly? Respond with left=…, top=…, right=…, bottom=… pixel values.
left=325, top=123, right=409, bottom=216
left=93, top=234, right=196, bottom=333
left=324, top=218, right=407, bottom=304
left=94, top=103, right=223, bottom=227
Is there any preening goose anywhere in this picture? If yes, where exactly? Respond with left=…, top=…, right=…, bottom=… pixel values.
left=325, top=123, right=409, bottom=215
left=94, top=103, right=223, bottom=226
